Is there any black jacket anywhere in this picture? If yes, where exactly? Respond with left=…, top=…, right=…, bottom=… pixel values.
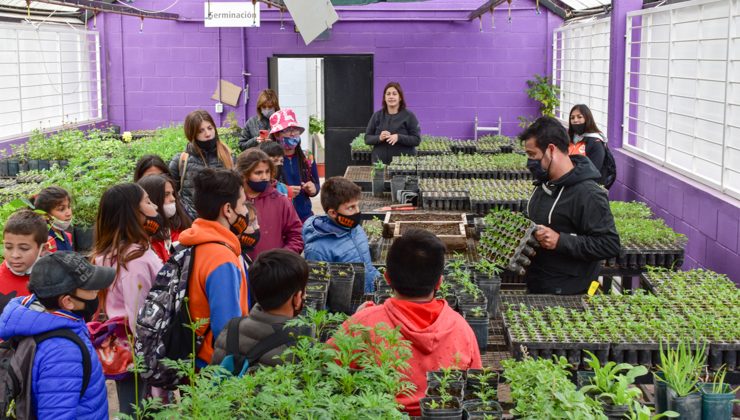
left=169, top=142, right=229, bottom=218
left=364, top=109, right=421, bottom=164
left=525, top=155, right=620, bottom=294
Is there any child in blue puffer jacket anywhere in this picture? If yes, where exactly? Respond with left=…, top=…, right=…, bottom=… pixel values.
left=303, top=177, right=379, bottom=293
left=0, top=252, right=114, bottom=420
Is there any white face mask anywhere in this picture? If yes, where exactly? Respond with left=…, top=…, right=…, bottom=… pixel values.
left=52, top=217, right=72, bottom=231
left=261, top=108, right=275, bottom=119
left=8, top=249, right=43, bottom=276
left=163, top=203, right=177, bottom=218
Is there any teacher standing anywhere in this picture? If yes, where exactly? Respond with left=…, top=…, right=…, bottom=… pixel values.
left=364, top=82, right=421, bottom=164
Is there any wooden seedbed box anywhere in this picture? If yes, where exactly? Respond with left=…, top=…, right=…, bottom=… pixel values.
left=393, top=221, right=467, bottom=250
left=382, top=211, right=467, bottom=238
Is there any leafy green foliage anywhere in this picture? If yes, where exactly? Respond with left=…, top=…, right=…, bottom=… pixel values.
left=309, top=115, right=325, bottom=135
left=581, top=351, right=647, bottom=406
left=610, top=201, right=685, bottom=249
left=502, top=353, right=605, bottom=419
left=657, top=340, right=706, bottom=397
left=524, top=74, right=560, bottom=118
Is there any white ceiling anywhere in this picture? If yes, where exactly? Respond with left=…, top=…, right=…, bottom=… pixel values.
left=0, top=0, right=80, bottom=14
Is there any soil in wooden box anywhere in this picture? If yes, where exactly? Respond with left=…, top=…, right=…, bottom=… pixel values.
left=399, top=223, right=463, bottom=236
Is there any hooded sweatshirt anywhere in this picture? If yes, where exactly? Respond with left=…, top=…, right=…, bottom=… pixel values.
left=245, top=184, right=304, bottom=261
left=0, top=296, right=108, bottom=420
left=525, top=155, right=620, bottom=294
left=302, top=215, right=380, bottom=293
left=570, top=132, right=607, bottom=173
left=0, top=261, right=29, bottom=313
left=179, top=219, right=249, bottom=364
left=342, top=298, right=481, bottom=416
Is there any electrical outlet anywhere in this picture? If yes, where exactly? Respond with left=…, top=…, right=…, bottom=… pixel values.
left=215, top=102, right=224, bottom=114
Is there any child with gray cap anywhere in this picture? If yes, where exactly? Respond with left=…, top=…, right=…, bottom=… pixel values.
left=0, top=251, right=114, bottom=419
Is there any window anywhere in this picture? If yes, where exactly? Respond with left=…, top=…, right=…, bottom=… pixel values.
left=553, top=17, right=611, bottom=132
left=624, top=0, right=740, bottom=200
left=0, top=22, right=102, bottom=141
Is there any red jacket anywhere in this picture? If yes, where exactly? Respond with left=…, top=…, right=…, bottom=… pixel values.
left=342, top=298, right=482, bottom=415
left=0, top=261, right=29, bottom=313
left=150, top=230, right=181, bottom=263
left=246, top=184, right=304, bottom=260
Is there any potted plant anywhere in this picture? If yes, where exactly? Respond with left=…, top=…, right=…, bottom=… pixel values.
left=327, top=264, right=355, bottom=314
left=581, top=351, right=648, bottom=419
left=699, top=367, right=739, bottom=420
left=362, top=217, right=383, bottom=261
left=657, top=341, right=706, bottom=420
left=463, top=307, right=489, bottom=354
left=372, top=160, right=386, bottom=197
left=472, top=259, right=502, bottom=317
left=422, top=367, right=464, bottom=419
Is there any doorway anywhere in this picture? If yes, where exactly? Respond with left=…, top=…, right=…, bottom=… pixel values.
left=268, top=54, right=373, bottom=178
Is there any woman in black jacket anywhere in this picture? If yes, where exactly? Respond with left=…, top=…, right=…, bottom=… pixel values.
left=364, top=82, right=421, bottom=164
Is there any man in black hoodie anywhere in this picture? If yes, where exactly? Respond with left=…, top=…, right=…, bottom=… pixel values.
left=519, top=117, right=620, bottom=294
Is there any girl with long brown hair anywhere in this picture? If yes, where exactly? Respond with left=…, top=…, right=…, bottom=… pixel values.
left=236, top=148, right=303, bottom=261
left=137, top=174, right=192, bottom=263
left=91, top=182, right=164, bottom=415
left=169, top=110, right=234, bottom=218
left=568, top=104, right=607, bottom=173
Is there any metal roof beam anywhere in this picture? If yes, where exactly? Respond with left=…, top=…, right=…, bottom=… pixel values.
left=32, top=0, right=179, bottom=20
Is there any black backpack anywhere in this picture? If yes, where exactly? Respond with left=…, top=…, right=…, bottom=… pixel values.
left=0, top=329, right=92, bottom=419
left=601, top=142, right=617, bottom=189
left=135, top=243, right=228, bottom=389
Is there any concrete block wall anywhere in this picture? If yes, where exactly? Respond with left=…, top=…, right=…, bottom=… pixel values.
left=97, top=0, right=561, bottom=138
left=610, top=150, right=740, bottom=283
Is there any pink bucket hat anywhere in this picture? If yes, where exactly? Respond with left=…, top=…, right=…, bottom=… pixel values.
left=269, top=108, right=305, bottom=135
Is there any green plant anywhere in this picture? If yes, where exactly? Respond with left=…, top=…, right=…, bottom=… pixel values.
left=502, top=352, right=605, bottom=419
left=371, top=160, right=385, bottom=177
left=582, top=351, right=647, bottom=406
left=525, top=74, right=560, bottom=118
left=657, top=340, right=707, bottom=397
left=468, top=306, right=486, bottom=318
left=703, top=366, right=740, bottom=395
left=309, top=115, right=325, bottom=135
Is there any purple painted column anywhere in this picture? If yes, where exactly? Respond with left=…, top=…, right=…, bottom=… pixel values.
left=606, top=0, right=642, bottom=148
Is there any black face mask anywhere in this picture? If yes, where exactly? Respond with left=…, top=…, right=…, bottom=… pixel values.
left=229, top=212, right=249, bottom=237
left=572, top=123, right=587, bottom=136
left=198, top=137, right=218, bottom=152
left=239, top=229, right=260, bottom=253
left=527, top=159, right=549, bottom=183
left=142, top=213, right=163, bottom=236
left=68, top=294, right=99, bottom=322
left=247, top=180, right=269, bottom=193
left=335, top=211, right=362, bottom=229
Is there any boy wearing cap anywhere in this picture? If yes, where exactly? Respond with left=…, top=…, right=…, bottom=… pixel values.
left=0, top=251, right=114, bottom=419
left=269, top=108, right=320, bottom=222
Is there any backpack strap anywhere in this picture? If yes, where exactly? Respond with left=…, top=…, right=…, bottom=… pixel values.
left=225, top=317, right=246, bottom=375
left=178, top=152, right=189, bottom=194
left=243, top=325, right=296, bottom=368
left=34, top=329, right=92, bottom=398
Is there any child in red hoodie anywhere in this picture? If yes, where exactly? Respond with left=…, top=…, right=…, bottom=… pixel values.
left=0, top=209, right=48, bottom=312
left=339, top=229, right=482, bottom=415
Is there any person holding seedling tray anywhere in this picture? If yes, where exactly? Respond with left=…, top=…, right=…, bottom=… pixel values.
left=519, top=117, right=620, bottom=295
left=364, top=81, right=421, bottom=164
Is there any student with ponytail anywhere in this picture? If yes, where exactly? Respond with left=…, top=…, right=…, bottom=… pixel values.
left=169, top=110, right=235, bottom=218
left=137, top=174, right=192, bottom=263
left=91, top=183, right=164, bottom=415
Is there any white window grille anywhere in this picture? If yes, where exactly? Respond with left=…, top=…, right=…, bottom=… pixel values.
left=0, top=22, right=102, bottom=141
left=553, top=17, right=611, bottom=132
left=624, top=0, right=740, bottom=200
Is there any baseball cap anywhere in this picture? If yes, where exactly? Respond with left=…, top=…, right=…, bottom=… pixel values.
left=29, top=252, right=116, bottom=298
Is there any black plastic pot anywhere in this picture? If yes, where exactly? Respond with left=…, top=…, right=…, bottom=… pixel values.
left=420, top=397, right=463, bottom=420
left=576, top=370, right=595, bottom=390
left=700, top=383, right=735, bottom=420
left=474, top=275, right=501, bottom=317
left=7, top=158, right=19, bottom=177
left=462, top=400, right=502, bottom=419
left=72, top=225, right=95, bottom=253
left=0, top=159, right=8, bottom=177
left=602, top=403, right=629, bottom=419
left=464, top=313, right=489, bottom=353
left=426, top=380, right=464, bottom=400
left=372, top=170, right=385, bottom=197
left=666, top=388, right=701, bottom=420
left=328, top=275, right=354, bottom=314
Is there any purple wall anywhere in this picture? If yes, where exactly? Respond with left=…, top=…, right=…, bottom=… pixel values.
left=98, top=0, right=561, bottom=137
left=610, top=151, right=740, bottom=284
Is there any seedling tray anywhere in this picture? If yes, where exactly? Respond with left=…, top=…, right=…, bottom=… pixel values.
left=420, top=191, right=470, bottom=211
left=394, top=221, right=467, bottom=250
left=708, top=341, right=739, bottom=371
left=382, top=211, right=467, bottom=238
left=500, top=294, right=585, bottom=310
left=350, top=150, right=371, bottom=163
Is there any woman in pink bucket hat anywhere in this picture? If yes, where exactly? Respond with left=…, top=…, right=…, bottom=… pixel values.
left=269, top=109, right=320, bottom=222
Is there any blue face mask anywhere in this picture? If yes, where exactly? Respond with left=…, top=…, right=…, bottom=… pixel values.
left=247, top=180, right=269, bottom=193
left=282, top=136, right=300, bottom=149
